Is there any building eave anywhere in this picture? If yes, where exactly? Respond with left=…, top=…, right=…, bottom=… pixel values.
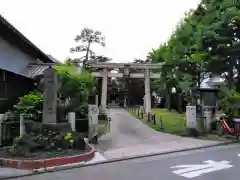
left=0, top=14, right=54, bottom=63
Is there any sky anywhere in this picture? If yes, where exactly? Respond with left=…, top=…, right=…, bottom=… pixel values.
left=0, top=0, right=200, bottom=63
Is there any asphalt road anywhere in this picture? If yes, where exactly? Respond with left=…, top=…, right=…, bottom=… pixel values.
left=14, top=144, right=240, bottom=180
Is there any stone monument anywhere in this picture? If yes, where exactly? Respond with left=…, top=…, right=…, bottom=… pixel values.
left=42, top=67, right=58, bottom=124
left=186, top=106, right=197, bottom=129
left=186, top=105, right=198, bottom=136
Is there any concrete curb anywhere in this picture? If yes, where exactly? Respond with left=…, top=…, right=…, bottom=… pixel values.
left=1, top=140, right=238, bottom=180
left=0, top=147, right=95, bottom=170
left=0, top=142, right=95, bottom=169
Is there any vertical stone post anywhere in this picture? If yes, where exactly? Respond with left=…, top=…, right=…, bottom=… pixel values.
left=101, top=68, right=108, bottom=113
left=204, top=106, right=212, bottom=132
left=186, top=106, right=197, bottom=131
left=68, top=112, right=76, bottom=131
left=0, top=114, right=4, bottom=147
left=124, top=97, right=127, bottom=108
left=43, top=67, right=58, bottom=124
left=88, top=105, right=99, bottom=140
left=143, top=95, right=146, bottom=113
left=20, top=114, right=25, bottom=136
left=95, top=94, right=99, bottom=106
left=144, top=68, right=151, bottom=114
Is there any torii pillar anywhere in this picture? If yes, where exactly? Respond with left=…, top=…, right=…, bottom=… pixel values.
left=101, top=68, right=108, bottom=113
left=144, top=68, right=151, bottom=114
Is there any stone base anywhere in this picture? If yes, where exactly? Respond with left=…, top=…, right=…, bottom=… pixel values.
left=186, top=128, right=199, bottom=137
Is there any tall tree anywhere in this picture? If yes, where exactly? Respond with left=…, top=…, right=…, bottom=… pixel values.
left=147, top=0, right=240, bottom=111
left=70, top=28, right=105, bottom=68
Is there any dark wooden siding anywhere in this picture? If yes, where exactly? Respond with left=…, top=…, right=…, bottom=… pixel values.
left=0, top=69, right=36, bottom=113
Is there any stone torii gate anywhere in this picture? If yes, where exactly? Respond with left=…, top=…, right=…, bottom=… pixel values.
left=90, top=63, right=163, bottom=114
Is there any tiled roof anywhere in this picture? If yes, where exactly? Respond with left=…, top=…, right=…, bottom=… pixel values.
left=21, top=65, right=49, bottom=79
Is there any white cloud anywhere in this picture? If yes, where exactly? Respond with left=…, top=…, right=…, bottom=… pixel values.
left=0, top=0, right=200, bottom=62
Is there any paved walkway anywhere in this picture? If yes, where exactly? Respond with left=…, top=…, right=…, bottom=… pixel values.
left=97, top=108, right=221, bottom=159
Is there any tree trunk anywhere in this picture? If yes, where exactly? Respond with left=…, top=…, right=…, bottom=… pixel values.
left=197, top=71, right=201, bottom=88
left=83, top=41, right=91, bottom=69
left=178, top=93, right=183, bottom=113
left=165, top=87, right=171, bottom=110
left=227, top=59, right=234, bottom=88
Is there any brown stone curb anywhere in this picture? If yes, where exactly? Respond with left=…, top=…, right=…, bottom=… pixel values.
left=0, top=143, right=95, bottom=170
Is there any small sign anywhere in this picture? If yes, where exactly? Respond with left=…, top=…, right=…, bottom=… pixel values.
left=171, top=160, right=233, bottom=178
left=186, top=106, right=197, bottom=129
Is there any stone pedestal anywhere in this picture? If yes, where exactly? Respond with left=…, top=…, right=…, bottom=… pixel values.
left=204, top=107, right=212, bottom=132
left=68, top=112, right=76, bottom=131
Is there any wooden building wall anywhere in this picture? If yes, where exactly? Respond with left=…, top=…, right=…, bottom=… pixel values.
left=0, top=69, right=35, bottom=113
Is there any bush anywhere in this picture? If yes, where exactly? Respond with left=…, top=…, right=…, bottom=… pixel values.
left=10, top=91, right=43, bottom=121
left=8, top=122, right=86, bottom=157
left=218, top=87, right=240, bottom=116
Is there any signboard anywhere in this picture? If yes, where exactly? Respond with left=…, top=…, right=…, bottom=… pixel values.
left=186, top=106, right=197, bottom=129
left=171, top=160, right=233, bottom=178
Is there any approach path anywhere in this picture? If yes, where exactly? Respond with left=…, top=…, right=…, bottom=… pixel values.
left=96, top=108, right=221, bottom=159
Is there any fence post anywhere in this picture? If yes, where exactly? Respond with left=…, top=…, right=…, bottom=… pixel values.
left=0, top=114, right=4, bottom=147
left=68, top=112, right=76, bottom=131
left=152, top=114, right=156, bottom=125
left=160, top=115, right=164, bottom=129
left=137, top=109, right=140, bottom=116
left=20, top=114, right=25, bottom=136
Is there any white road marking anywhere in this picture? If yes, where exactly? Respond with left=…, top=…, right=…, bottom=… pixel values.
left=171, top=160, right=233, bottom=178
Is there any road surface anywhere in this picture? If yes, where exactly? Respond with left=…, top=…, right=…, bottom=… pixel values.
left=97, top=108, right=220, bottom=159
left=14, top=144, right=240, bottom=180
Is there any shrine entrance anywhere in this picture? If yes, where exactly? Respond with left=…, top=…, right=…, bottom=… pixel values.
left=89, top=63, right=163, bottom=114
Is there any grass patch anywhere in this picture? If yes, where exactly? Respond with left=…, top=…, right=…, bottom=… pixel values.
left=152, top=108, right=186, bottom=135
left=128, top=108, right=239, bottom=141
left=128, top=108, right=186, bottom=135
